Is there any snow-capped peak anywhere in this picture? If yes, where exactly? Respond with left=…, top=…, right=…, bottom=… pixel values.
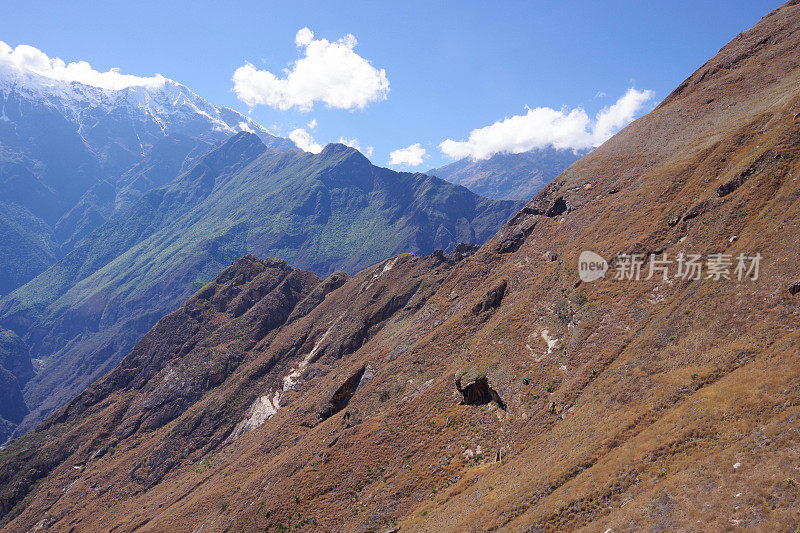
left=0, top=60, right=288, bottom=151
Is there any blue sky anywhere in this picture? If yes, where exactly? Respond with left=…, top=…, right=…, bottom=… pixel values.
left=0, top=0, right=783, bottom=168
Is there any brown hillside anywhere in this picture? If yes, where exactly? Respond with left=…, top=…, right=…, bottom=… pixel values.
left=2, top=2, right=800, bottom=531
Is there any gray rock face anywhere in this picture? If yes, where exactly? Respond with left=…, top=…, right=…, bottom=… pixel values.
left=789, top=281, right=800, bottom=295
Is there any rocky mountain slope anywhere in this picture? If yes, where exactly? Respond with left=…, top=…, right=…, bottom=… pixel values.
left=2, top=2, right=800, bottom=531
left=0, top=64, right=292, bottom=295
left=0, top=136, right=520, bottom=438
left=429, top=147, right=589, bottom=200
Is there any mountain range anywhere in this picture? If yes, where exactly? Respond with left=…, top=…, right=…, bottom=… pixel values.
left=0, top=63, right=294, bottom=297
left=428, top=146, right=589, bottom=200
left=0, top=70, right=521, bottom=440
left=0, top=61, right=522, bottom=442
left=2, top=1, right=799, bottom=530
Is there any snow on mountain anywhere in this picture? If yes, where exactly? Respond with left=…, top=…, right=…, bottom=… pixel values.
left=0, top=62, right=293, bottom=152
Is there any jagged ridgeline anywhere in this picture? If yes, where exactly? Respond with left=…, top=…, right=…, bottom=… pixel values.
left=3, top=1, right=800, bottom=530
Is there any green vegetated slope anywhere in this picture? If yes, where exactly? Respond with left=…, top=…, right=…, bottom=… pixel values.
left=0, top=133, right=521, bottom=434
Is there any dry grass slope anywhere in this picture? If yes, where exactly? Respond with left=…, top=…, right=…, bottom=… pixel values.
left=2, top=2, right=800, bottom=531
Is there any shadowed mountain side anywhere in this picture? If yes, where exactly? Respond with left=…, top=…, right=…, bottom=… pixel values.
left=0, top=328, right=33, bottom=442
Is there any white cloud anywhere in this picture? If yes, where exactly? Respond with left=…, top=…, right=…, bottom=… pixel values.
left=295, top=27, right=314, bottom=47
left=439, top=88, right=655, bottom=160
left=439, top=107, right=590, bottom=160
left=591, top=88, right=654, bottom=144
left=232, top=28, right=389, bottom=112
left=0, top=41, right=166, bottom=90
left=290, top=128, right=323, bottom=153
left=389, top=143, right=426, bottom=167
left=306, top=118, right=318, bottom=129
left=338, top=137, right=373, bottom=157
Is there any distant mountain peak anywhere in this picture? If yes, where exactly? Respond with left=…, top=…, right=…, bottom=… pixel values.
left=429, top=146, right=590, bottom=201
left=223, top=130, right=266, bottom=150
left=191, top=131, right=267, bottom=175
left=320, top=142, right=365, bottom=157
left=317, top=142, right=373, bottom=169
